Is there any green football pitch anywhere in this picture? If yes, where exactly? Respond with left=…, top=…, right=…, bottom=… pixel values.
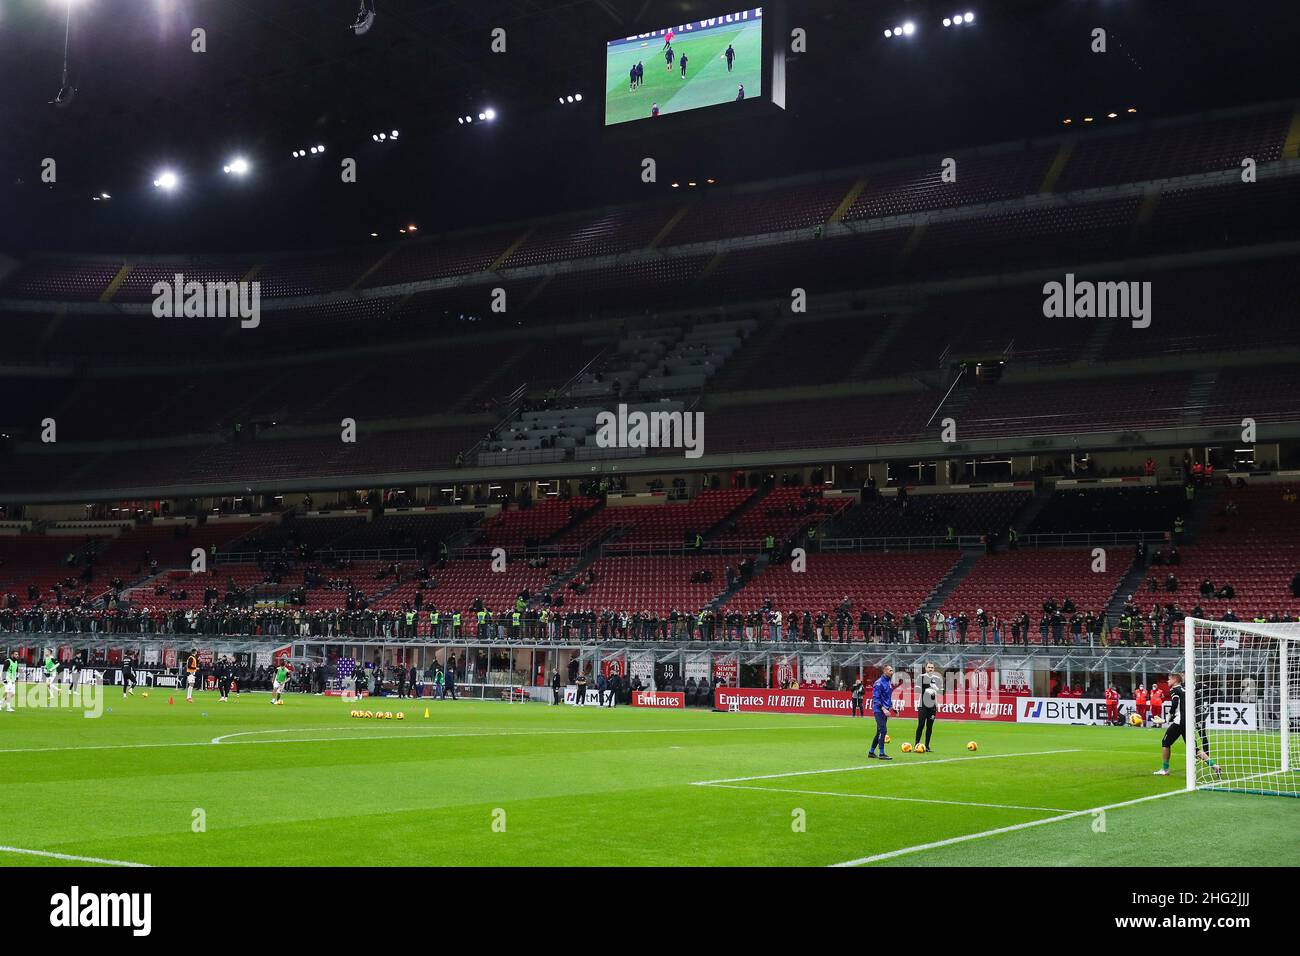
left=605, top=21, right=763, bottom=125
left=1, top=688, right=1295, bottom=867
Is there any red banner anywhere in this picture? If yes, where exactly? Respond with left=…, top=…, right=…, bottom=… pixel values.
left=631, top=691, right=685, bottom=709
left=713, top=687, right=1016, bottom=721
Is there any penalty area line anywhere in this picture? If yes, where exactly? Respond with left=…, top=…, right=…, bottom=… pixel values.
left=690, top=749, right=1082, bottom=786
left=829, top=789, right=1189, bottom=867
left=0, top=845, right=151, bottom=867
left=698, top=783, right=1072, bottom=814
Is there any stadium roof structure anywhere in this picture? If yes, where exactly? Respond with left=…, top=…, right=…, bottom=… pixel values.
left=4, top=0, right=1299, bottom=254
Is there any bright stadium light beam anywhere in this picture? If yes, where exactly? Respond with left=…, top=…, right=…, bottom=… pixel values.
left=224, top=156, right=250, bottom=176
left=902, top=22, right=916, bottom=35
left=153, top=170, right=178, bottom=191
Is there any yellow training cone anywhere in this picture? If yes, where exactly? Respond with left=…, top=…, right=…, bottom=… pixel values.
left=423, top=707, right=430, bottom=719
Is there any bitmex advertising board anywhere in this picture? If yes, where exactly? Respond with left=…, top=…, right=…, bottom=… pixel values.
left=713, top=688, right=1016, bottom=721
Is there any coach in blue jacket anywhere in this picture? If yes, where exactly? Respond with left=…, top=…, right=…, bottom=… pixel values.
left=868, top=665, right=895, bottom=760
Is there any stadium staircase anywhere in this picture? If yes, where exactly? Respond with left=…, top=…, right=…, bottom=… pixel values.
left=1078, top=315, right=1120, bottom=365
left=1180, top=481, right=1226, bottom=544
left=707, top=483, right=773, bottom=541
left=919, top=550, right=982, bottom=616
left=706, top=555, right=765, bottom=613
left=1179, top=370, right=1220, bottom=426
left=847, top=312, right=910, bottom=380
left=1101, top=557, right=1148, bottom=624
left=704, top=320, right=787, bottom=391
left=1011, top=487, right=1054, bottom=536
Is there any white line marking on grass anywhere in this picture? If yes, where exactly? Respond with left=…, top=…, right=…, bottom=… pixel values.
left=829, top=790, right=1188, bottom=867
left=0, top=845, right=150, bottom=867
left=699, top=783, right=1072, bottom=814
left=0, top=721, right=848, bottom=756
left=690, top=749, right=1081, bottom=786
left=210, top=726, right=457, bottom=744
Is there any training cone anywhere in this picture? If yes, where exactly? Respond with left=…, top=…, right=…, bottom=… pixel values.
left=423, top=707, right=430, bottom=719
left=168, top=696, right=174, bottom=706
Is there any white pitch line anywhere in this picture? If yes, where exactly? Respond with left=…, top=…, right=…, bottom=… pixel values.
left=829, top=789, right=1189, bottom=867
left=690, top=749, right=1082, bottom=786
left=699, top=783, right=1072, bottom=814
left=0, top=845, right=151, bottom=867
left=0, top=721, right=848, bottom=756
left=210, top=725, right=458, bottom=744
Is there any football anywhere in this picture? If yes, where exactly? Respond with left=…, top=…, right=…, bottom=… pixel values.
left=884, top=734, right=891, bottom=743
left=914, top=743, right=927, bottom=754
left=966, top=741, right=978, bottom=751
left=1129, top=712, right=1143, bottom=726
left=900, top=742, right=913, bottom=753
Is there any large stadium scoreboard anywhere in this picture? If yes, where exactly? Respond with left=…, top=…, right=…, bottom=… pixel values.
left=605, top=6, right=784, bottom=127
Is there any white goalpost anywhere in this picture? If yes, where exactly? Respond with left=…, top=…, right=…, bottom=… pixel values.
left=1184, top=617, right=1299, bottom=797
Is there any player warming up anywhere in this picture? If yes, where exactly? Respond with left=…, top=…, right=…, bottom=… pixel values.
left=122, top=655, right=137, bottom=698
left=915, top=661, right=941, bottom=752
left=271, top=662, right=289, bottom=705
left=868, top=664, right=895, bottom=759
left=43, top=652, right=60, bottom=701
left=2, top=654, right=16, bottom=712
left=1154, top=672, right=1221, bottom=778
left=216, top=656, right=233, bottom=702
left=184, top=650, right=199, bottom=702
left=724, top=43, right=736, bottom=72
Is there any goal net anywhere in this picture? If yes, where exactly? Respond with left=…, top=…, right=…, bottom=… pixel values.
left=1185, top=618, right=1298, bottom=797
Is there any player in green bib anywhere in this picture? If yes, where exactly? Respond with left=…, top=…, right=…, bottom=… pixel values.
left=44, top=654, right=60, bottom=699
left=2, top=655, right=17, bottom=712
left=272, top=663, right=289, bottom=706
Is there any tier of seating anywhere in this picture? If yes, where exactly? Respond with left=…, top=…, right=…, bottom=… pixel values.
left=475, top=497, right=601, bottom=550
left=559, top=556, right=735, bottom=616
left=5, top=106, right=1292, bottom=311
left=1, top=519, right=268, bottom=607
left=712, top=486, right=850, bottom=548
left=1152, top=485, right=1300, bottom=619
left=601, top=489, right=754, bottom=548
left=371, top=559, right=554, bottom=615
left=958, top=373, right=1195, bottom=439
left=1027, top=485, right=1188, bottom=535
left=0, top=425, right=482, bottom=495
left=1055, top=109, right=1290, bottom=192
left=844, top=147, right=1057, bottom=221
left=325, top=511, right=482, bottom=553
left=724, top=552, right=959, bottom=618
left=938, top=549, right=1128, bottom=622
left=829, top=490, right=1032, bottom=540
